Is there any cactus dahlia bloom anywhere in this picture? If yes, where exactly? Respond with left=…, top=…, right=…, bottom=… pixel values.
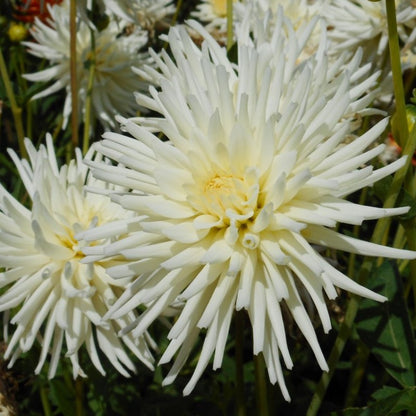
left=0, top=136, right=154, bottom=379
left=103, top=0, right=175, bottom=29
left=22, top=0, right=149, bottom=130
left=191, top=0, right=237, bottom=33
left=323, top=0, right=416, bottom=67
left=233, top=0, right=326, bottom=61
left=83, top=12, right=415, bottom=400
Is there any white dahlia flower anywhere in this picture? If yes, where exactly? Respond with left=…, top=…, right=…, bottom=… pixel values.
left=0, top=136, right=154, bottom=378
left=83, top=14, right=416, bottom=400
left=103, top=0, right=175, bottom=29
left=191, top=0, right=237, bottom=34
left=23, top=0, right=150, bottom=129
left=324, top=0, right=416, bottom=68
left=233, top=0, right=326, bottom=61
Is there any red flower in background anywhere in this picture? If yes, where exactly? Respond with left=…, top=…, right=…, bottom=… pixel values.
left=12, top=0, right=63, bottom=23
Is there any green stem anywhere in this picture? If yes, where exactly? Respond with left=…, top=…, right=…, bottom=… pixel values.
left=83, top=29, right=96, bottom=155
left=75, top=378, right=84, bottom=416
left=306, top=295, right=359, bottom=416
left=344, top=340, right=370, bottom=407
left=254, top=354, right=269, bottom=416
left=386, top=0, right=408, bottom=148
left=226, top=0, right=233, bottom=50
left=17, top=46, right=33, bottom=141
left=170, top=0, right=183, bottom=27
left=392, top=223, right=405, bottom=250
left=235, top=311, right=246, bottom=416
left=40, top=385, right=52, bottom=416
left=404, top=225, right=416, bottom=323
left=402, top=125, right=416, bottom=319
left=0, top=49, right=26, bottom=158
left=347, top=189, right=368, bottom=276
left=70, top=0, right=79, bottom=150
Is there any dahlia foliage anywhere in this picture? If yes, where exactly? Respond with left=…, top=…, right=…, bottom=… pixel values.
left=1, top=0, right=416, bottom=414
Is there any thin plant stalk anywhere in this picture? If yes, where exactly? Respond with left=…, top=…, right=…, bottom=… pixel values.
left=75, top=378, right=84, bottom=416
left=70, top=0, right=79, bottom=149
left=235, top=311, right=246, bottom=416
left=306, top=293, right=358, bottom=416
left=405, top=224, right=416, bottom=323
left=162, top=0, right=183, bottom=49
left=40, top=385, right=52, bottom=416
left=82, top=29, right=96, bottom=155
left=0, top=49, right=26, bottom=158
left=254, top=354, right=269, bottom=416
left=16, top=46, right=33, bottom=142
left=347, top=188, right=368, bottom=276
left=226, top=0, right=233, bottom=50
left=344, top=341, right=370, bottom=407
left=386, top=0, right=408, bottom=148
left=170, top=0, right=183, bottom=27
left=401, top=124, right=416, bottom=320
left=342, top=190, right=373, bottom=407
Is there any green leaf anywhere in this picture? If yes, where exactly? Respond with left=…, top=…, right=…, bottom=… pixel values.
left=332, top=386, right=416, bottom=415
left=355, top=261, right=416, bottom=387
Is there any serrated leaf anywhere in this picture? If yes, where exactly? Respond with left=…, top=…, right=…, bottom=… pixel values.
left=332, top=386, right=416, bottom=416
left=355, top=261, right=416, bottom=387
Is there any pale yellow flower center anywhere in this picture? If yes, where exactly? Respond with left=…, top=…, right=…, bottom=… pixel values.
left=57, top=212, right=100, bottom=260
left=204, top=174, right=235, bottom=194
left=197, top=169, right=264, bottom=248
left=60, top=232, right=84, bottom=258
left=211, top=0, right=236, bottom=17
left=203, top=174, right=247, bottom=215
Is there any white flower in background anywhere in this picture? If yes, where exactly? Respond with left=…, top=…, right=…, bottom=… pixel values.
left=324, top=0, right=416, bottom=69
left=103, top=0, right=175, bottom=29
left=0, top=136, right=154, bottom=378
left=76, top=0, right=109, bottom=28
left=83, top=12, right=416, bottom=400
left=402, top=44, right=416, bottom=71
left=233, top=0, right=326, bottom=60
left=191, top=0, right=237, bottom=34
left=23, top=0, right=150, bottom=129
